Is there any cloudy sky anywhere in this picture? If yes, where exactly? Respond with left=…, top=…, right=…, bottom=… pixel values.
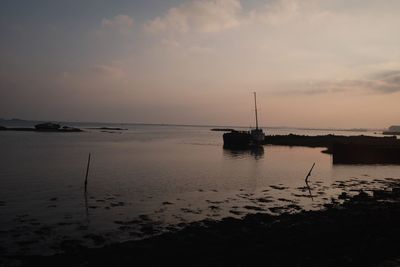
left=1, top=0, right=400, bottom=128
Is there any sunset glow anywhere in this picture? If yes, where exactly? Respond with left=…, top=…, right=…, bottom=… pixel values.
left=1, top=0, right=400, bottom=128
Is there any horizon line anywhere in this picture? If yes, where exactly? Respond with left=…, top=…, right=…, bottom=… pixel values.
left=0, top=117, right=386, bottom=131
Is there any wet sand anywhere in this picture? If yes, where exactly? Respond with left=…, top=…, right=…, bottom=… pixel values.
left=16, top=178, right=400, bottom=267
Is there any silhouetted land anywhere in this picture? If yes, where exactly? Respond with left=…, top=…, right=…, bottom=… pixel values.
left=383, top=131, right=400, bottom=136
left=264, top=134, right=400, bottom=164
left=264, top=134, right=400, bottom=152
left=211, top=128, right=235, bottom=132
left=0, top=123, right=82, bottom=132
left=0, top=127, right=83, bottom=132
left=18, top=179, right=400, bottom=266
left=333, top=143, right=400, bottom=164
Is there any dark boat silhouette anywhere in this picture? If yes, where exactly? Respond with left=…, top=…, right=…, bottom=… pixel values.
left=223, top=92, right=265, bottom=148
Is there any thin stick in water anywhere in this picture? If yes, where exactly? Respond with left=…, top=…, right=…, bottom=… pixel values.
left=84, top=153, right=91, bottom=192
left=305, top=180, right=314, bottom=201
left=305, top=162, right=315, bottom=182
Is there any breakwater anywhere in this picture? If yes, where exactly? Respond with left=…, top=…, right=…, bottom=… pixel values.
left=265, top=134, right=400, bottom=164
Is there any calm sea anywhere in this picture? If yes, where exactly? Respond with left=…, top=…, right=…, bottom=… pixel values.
left=0, top=122, right=399, bottom=255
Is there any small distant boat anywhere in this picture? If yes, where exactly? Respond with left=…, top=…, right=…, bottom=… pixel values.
left=223, top=92, right=265, bottom=148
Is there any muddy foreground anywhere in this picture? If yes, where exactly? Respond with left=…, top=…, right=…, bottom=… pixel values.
left=12, top=179, right=400, bottom=266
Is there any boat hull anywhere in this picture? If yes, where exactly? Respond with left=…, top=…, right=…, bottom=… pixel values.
left=223, top=130, right=265, bottom=148
left=223, top=131, right=251, bottom=148
left=250, top=128, right=265, bottom=143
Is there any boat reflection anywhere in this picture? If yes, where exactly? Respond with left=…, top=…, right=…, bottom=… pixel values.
left=223, top=145, right=265, bottom=160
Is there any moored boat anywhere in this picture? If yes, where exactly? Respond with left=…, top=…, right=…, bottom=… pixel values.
left=223, top=92, right=265, bottom=148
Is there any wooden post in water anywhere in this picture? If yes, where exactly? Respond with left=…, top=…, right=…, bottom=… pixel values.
left=305, top=162, right=315, bottom=182
left=305, top=162, right=316, bottom=200
left=84, top=153, right=91, bottom=193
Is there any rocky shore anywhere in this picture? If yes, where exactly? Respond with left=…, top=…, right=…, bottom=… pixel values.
left=265, top=134, right=400, bottom=164
left=18, top=178, right=400, bottom=267
left=265, top=134, right=400, bottom=152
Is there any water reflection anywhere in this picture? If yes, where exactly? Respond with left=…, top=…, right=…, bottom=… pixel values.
left=305, top=181, right=314, bottom=201
left=223, top=146, right=265, bottom=160
left=84, top=191, right=90, bottom=224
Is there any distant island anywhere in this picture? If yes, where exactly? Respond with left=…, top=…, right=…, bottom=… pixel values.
left=0, top=122, right=82, bottom=132
left=383, top=125, right=400, bottom=135
left=211, top=128, right=235, bottom=132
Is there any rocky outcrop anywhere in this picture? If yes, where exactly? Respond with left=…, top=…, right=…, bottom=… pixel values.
left=389, top=125, right=400, bottom=132
left=0, top=123, right=82, bottom=133
left=35, top=123, right=61, bottom=131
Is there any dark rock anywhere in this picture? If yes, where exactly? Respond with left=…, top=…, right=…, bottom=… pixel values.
left=373, top=190, right=391, bottom=199
left=269, top=206, right=285, bottom=213
left=229, top=210, right=243, bottom=215
left=257, top=197, right=273, bottom=203
left=110, top=202, right=125, bottom=207
left=57, top=239, right=84, bottom=254
left=353, top=190, right=369, bottom=201
left=243, top=205, right=264, bottom=211
left=333, top=143, right=400, bottom=164
left=208, top=205, right=220, bottom=211
left=338, top=192, right=349, bottom=200
left=35, top=122, right=61, bottom=131
left=138, top=215, right=150, bottom=221
left=84, top=234, right=106, bottom=246
left=270, top=185, right=288, bottom=190
left=392, top=187, right=400, bottom=196
left=114, top=219, right=140, bottom=225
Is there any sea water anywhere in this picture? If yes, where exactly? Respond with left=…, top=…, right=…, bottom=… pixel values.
left=0, top=123, right=399, bottom=255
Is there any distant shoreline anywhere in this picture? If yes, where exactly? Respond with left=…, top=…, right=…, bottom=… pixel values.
left=0, top=118, right=384, bottom=132
left=0, top=127, right=83, bottom=133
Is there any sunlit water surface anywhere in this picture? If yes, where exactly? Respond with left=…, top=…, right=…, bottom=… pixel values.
left=0, top=124, right=399, bottom=255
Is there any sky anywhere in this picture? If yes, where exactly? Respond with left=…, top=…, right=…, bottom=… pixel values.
left=1, top=0, right=400, bottom=128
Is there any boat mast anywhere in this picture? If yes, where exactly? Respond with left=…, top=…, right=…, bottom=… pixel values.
left=254, top=92, right=259, bottom=130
